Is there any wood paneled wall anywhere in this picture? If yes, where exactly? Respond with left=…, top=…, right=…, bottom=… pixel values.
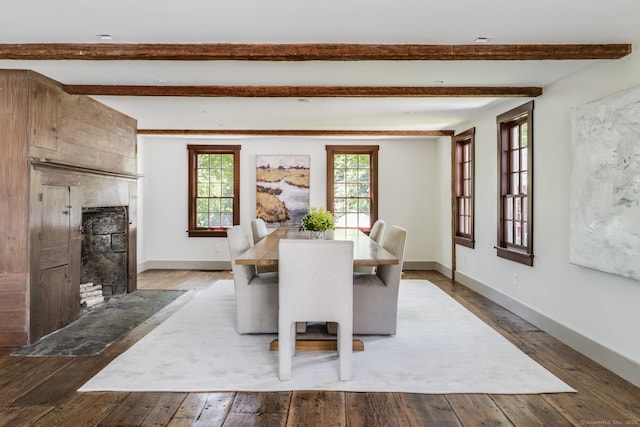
left=0, top=71, right=31, bottom=346
left=0, top=70, right=137, bottom=346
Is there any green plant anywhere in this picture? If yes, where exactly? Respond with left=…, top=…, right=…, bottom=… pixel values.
left=299, top=207, right=335, bottom=232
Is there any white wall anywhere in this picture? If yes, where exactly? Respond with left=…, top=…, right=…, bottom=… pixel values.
left=443, top=48, right=640, bottom=386
left=137, top=136, right=439, bottom=270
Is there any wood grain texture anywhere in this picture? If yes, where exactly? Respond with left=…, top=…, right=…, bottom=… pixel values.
left=138, top=129, right=455, bottom=137
left=0, top=43, right=631, bottom=60
left=64, top=84, right=543, bottom=98
left=0, top=71, right=30, bottom=347
left=0, top=70, right=139, bottom=346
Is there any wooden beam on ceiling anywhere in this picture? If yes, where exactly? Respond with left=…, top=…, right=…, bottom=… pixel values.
left=137, top=129, right=455, bottom=137
left=64, top=85, right=542, bottom=98
left=0, top=43, right=631, bottom=61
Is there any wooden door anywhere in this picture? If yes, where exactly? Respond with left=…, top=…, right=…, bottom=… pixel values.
left=32, top=184, right=79, bottom=339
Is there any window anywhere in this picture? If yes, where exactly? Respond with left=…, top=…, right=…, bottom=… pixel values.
left=496, top=101, right=534, bottom=266
left=187, top=145, right=240, bottom=237
left=454, top=128, right=475, bottom=248
left=326, top=145, right=379, bottom=231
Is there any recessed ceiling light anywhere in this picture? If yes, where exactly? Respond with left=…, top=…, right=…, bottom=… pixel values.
left=157, top=78, right=170, bottom=83
left=474, top=37, right=490, bottom=43
left=96, top=34, right=114, bottom=41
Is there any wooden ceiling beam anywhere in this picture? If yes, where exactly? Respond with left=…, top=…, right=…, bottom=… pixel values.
left=137, top=129, right=455, bottom=137
left=0, top=43, right=631, bottom=61
left=64, top=85, right=542, bottom=98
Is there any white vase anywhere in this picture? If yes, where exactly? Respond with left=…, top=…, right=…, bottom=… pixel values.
left=310, top=230, right=325, bottom=240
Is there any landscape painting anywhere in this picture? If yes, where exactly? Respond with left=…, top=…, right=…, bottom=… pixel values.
left=256, top=155, right=310, bottom=226
left=569, top=86, right=640, bottom=282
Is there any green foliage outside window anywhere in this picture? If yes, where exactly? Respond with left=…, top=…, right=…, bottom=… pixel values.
left=196, top=153, right=235, bottom=228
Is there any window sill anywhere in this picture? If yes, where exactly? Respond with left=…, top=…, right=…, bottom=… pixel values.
left=455, top=236, right=475, bottom=249
left=188, top=229, right=229, bottom=238
left=495, top=246, right=533, bottom=266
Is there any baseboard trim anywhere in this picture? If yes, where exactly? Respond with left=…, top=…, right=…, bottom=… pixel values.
left=403, top=261, right=437, bottom=271
left=455, top=271, right=640, bottom=388
left=138, top=260, right=231, bottom=273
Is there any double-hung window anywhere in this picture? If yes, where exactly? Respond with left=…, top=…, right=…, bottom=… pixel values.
left=187, top=145, right=240, bottom=237
left=454, top=128, right=475, bottom=248
left=326, top=145, right=379, bottom=231
left=496, top=101, right=534, bottom=265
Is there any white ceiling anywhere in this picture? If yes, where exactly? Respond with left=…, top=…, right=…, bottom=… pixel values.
left=1, top=0, right=639, bottom=133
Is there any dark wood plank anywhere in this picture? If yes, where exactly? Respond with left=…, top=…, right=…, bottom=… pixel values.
left=446, top=394, right=514, bottom=426
left=0, top=43, right=631, bottom=61
left=99, top=392, right=167, bottom=426
left=140, top=392, right=187, bottom=426
left=167, top=392, right=235, bottom=427
left=0, top=405, right=55, bottom=426
left=223, top=412, right=287, bottom=426
left=544, top=391, right=640, bottom=426
left=401, top=393, right=462, bottom=426
left=12, top=356, right=108, bottom=405
left=228, top=392, right=291, bottom=415
left=346, top=392, right=411, bottom=426
left=0, top=357, right=72, bottom=405
left=31, top=392, right=127, bottom=426
left=225, top=391, right=290, bottom=427
left=491, top=394, right=573, bottom=427
left=287, top=391, right=345, bottom=426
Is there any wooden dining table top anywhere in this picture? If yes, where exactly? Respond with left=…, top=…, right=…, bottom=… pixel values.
left=235, top=227, right=399, bottom=267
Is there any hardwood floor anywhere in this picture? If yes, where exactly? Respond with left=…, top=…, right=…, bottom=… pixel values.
left=1, top=270, right=638, bottom=426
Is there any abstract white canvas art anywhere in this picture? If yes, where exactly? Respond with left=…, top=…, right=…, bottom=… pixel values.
left=569, top=86, right=640, bottom=281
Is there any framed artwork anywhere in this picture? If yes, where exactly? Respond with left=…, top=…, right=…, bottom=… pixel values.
left=569, top=86, right=640, bottom=281
left=256, top=155, right=310, bottom=226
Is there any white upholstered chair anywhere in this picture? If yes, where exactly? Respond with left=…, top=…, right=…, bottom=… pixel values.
left=226, top=225, right=279, bottom=334
left=278, top=239, right=354, bottom=381
left=353, top=219, right=386, bottom=274
left=251, top=218, right=278, bottom=274
left=353, top=224, right=407, bottom=335
left=251, top=218, right=269, bottom=244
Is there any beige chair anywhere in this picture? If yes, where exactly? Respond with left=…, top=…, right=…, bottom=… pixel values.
left=226, top=225, right=278, bottom=334
left=354, top=219, right=386, bottom=274
left=278, top=239, right=354, bottom=381
left=251, top=218, right=269, bottom=244
left=352, top=224, right=407, bottom=335
left=251, top=218, right=278, bottom=274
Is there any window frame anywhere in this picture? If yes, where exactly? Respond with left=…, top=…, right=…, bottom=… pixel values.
left=496, top=101, right=534, bottom=266
left=326, top=145, right=379, bottom=232
left=187, top=144, right=241, bottom=237
left=454, top=128, right=475, bottom=248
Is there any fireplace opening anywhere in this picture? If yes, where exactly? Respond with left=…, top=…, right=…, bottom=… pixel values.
left=81, top=207, right=128, bottom=303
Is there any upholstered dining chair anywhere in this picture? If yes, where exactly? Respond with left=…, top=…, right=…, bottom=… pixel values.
left=251, top=218, right=269, bottom=244
left=278, top=239, right=354, bottom=381
left=352, top=224, right=407, bottom=335
left=354, top=219, right=386, bottom=274
left=251, top=218, right=278, bottom=274
left=226, top=225, right=279, bottom=334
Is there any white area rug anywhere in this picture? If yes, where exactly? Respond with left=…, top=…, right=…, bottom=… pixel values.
left=79, top=280, right=575, bottom=394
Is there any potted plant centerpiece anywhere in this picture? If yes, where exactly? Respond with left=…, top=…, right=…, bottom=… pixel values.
left=299, top=207, right=335, bottom=239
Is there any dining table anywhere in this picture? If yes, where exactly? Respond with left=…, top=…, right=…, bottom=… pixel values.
left=234, top=227, right=400, bottom=353
left=235, top=227, right=399, bottom=268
